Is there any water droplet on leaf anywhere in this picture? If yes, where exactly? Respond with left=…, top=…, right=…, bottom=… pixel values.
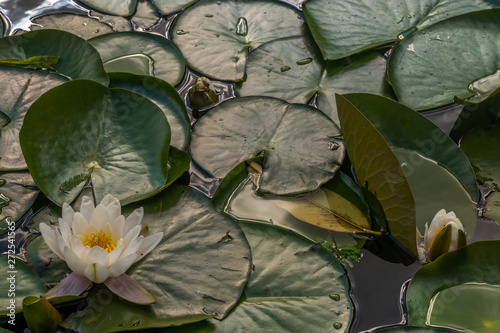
left=280, top=66, right=291, bottom=72
left=296, top=58, right=312, bottom=65
left=236, top=17, right=248, bottom=36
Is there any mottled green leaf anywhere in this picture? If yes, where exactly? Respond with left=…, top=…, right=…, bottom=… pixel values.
left=23, top=296, right=63, bottom=333
left=78, top=0, right=136, bottom=16
left=0, top=172, right=39, bottom=223
left=29, top=13, right=114, bottom=40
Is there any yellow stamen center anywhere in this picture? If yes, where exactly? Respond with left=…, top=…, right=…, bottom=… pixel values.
left=83, top=228, right=117, bottom=253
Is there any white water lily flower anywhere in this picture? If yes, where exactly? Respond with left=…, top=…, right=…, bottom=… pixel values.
left=417, top=209, right=466, bottom=264
left=40, top=194, right=163, bottom=304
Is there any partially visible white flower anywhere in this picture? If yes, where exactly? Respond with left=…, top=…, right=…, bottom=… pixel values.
left=40, top=194, right=163, bottom=304
left=417, top=209, right=467, bottom=264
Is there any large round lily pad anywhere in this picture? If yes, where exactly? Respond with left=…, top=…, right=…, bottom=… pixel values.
left=154, top=0, right=200, bottom=15
left=0, top=66, right=67, bottom=171
left=0, top=30, right=109, bottom=85
left=88, top=32, right=185, bottom=86
left=29, top=13, right=114, bottom=40
left=61, top=185, right=251, bottom=332
left=78, top=0, right=136, bottom=16
left=190, top=96, right=345, bottom=195
left=171, top=0, right=305, bottom=81
left=388, top=9, right=500, bottom=111
left=19, top=79, right=171, bottom=206
left=168, top=222, right=353, bottom=332
left=237, top=35, right=391, bottom=125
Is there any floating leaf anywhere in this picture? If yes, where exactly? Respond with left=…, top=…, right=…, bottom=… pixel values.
left=484, top=191, right=500, bottom=222
left=0, top=172, right=39, bottom=223
left=190, top=96, right=345, bottom=195
left=23, top=296, right=63, bottom=333
left=372, top=326, right=458, bottom=333
left=130, top=0, right=162, bottom=31
left=407, top=240, right=500, bottom=330
left=29, top=13, right=114, bottom=39
left=0, top=30, right=109, bottom=85
left=168, top=222, right=353, bottom=332
left=19, top=79, right=171, bottom=206
left=153, top=0, right=200, bottom=15
left=0, top=56, right=60, bottom=70
left=303, top=0, right=500, bottom=60
left=171, top=0, right=305, bottom=81
left=89, top=31, right=185, bottom=86
left=78, top=0, right=136, bottom=16
left=24, top=236, right=69, bottom=285
left=336, top=94, right=417, bottom=256
left=108, top=73, right=190, bottom=149
left=388, top=9, right=500, bottom=110
left=61, top=185, right=251, bottom=332
left=460, top=125, right=500, bottom=191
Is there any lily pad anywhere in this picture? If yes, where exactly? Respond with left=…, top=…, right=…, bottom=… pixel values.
left=336, top=94, right=417, bottom=256
left=460, top=125, right=500, bottom=191
left=236, top=35, right=391, bottom=125
left=78, top=0, right=136, bottom=16
left=24, top=235, right=69, bottom=285
left=484, top=191, right=500, bottom=222
left=29, top=13, right=114, bottom=39
left=372, top=327, right=458, bottom=333
left=407, top=240, right=500, bottom=330
left=190, top=96, right=345, bottom=195
left=303, top=0, right=500, bottom=60
left=61, top=185, right=251, bottom=332
left=168, top=222, right=353, bottom=332
left=388, top=9, right=500, bottom=111
left=0, top=172, right=39, bottom=223
left=131, top=0, right=162, bottom=31
left=89, top=31, right=186, bottom=86
left=153, top=0, right=200, bottom=15
left=0, top=30, right=109, bottom=85
left=0, top=256, right=46, bottom=316
left=0, top=66, right=67, bottom=170
left=23, top=295, right=63, bottom=333
left=109, top=73, right=190, bottom=150
left=19, top=79, right=171, bottom=206
left=171, top=0, right=305, bottom=81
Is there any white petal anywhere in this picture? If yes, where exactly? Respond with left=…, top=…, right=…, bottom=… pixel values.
left=80, top=196, right=95, bottom=222
left=111, top=215, right=125, bottom=241
left=61, top=203, right=75, bottom=227
left=106, top=198, right=121, bottom=222
left=123, top=207, right=143, bottom=236
left=45, top=273, right=92, bottom=299
left=99, top=194, right=114, bottom=206
left=87, top=246, right=109, bottom=267
left=104, top=274, right=156, bottom=304
left=72, top=212, right=89, bottom=237
left=84, top=263, right=110, bottom=283
left=134, top=232, right=163, bottom=262
left=64, top=246, right=88, bottom=276
left=122, top=225, right=141, bottom=248
left=107, top=244, right=125, bottom=266
left=108, top=253, right=137, bottom=277
left=58, top=219, right=72, bottom=248
left=69, top=235, right=89, bottom=262
left=121, top=236, right=144, bottom=259
left=90, top=204, right=110, bottom=230
left=55, top=231, right=69, bottom=261
left=40, top=223, right=65, bottom=260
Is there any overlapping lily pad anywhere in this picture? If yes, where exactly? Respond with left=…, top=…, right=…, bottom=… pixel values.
left=78, top=0, right=137, bottom=17
left=388, top=9, right=500, bottom=111
left=303, top=0, right=500, bottom=60
left=0, top=172, right=39, bottom=223
left=0, top=66, right=67, bottom=170
left=171, top=0, right=305, bottom=81
left=190, top=96, right=345, bottom=195
left=0, top=30, right=109, bottom=85
left=109, top=73, right=190, bottom=149
left=24, top=235, right=68, bottom=285
left=236, top=35, right=391, bottom=124
left=484, top=191, right=500, bottom=223
left=88, top=32, right=185, bottom=86
left=19, top=79, right=171, bottom=206
left=168, top=222, right=352, bottom=332
left=61, top=185, right=251, bottom=332
left=372, top=327, right=457, bottom=333
left=153, top=0, right=200, bottom=15
left=29, top=13, right=114, bottom=39
left=407, top=240, right=500, bottom=330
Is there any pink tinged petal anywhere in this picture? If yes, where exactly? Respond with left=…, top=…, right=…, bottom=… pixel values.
left=45, top=273, right=92, bottom=299
left=64, top=246, right=88, bottom=276
left=134, top=232, right=163, bottom=263
left=104, top=274, right=156, bottom=305
left=90, top=204, right=110, bottom=230
left=87, top=246, right=110, bottom=267
left=122, top=225, right=141, bottom=248
left=121, top=236, right=144, bottom=259
left=106, top=198, right=121, bottom=223
left=40, top=223, right=65, bottom=260
left=61, top=203, right=75, bottom=227
left=123, top=207, right=144, bottom=236
left=108, top=253, right=137, bottom=277
left=107, top=244, right=125, bottom=266
left=111, top=215, right=125, bottom=241
left=80, top=196, right=95, bottom=223
left=72, top=213, right=89, bottom=237
left=84, top=263, right=110, bottom=283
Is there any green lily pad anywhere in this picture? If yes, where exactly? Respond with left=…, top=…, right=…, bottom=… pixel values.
left=0, top=172, right=39, bottom=223
left=131, top=0, right=162, bottom=31
left=108, top=73, right=190, bottom=150
left=153, top=0, right=200, bottom=15
left=190, top=96, right=345, bottom=195
left=62, top=185, right=251, bottom=332
left=19, top=79, right=171, bottom=206
left=29, top=13, right=114, bottom=39
left=0, top=30, right=109, bottom=85
left=460, top=125, right=500, bottom=191
left=0, top=256, right=47, bottom=316
left=388, top=9, right=500, bottom=111
left=236, top=35, right=391, bottom=125
left=0, top=66, right=67, bottom=171
left=303, top=0, right=500, bottom=60
left=89, top=31, right=185, bottom=86
left=407, top=240, right=500, bottom=329
left=78, top=0, right=136, bottom=16
left=343, top=93, right=479, bottom=201
left=24, top=236, right=69, bottom=286
left=167, top=222, right=353, bottom=332
left=27, top=202, right=61, bottom=233
left=171, top=0, right=305, bottom=81
left=372, top=327, right=458, bottom=333
left=23, top=296, right=63, bottom=333
left=484, top=191, right=500, bottom=222
left=336, top=94, right=417, bottom=256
